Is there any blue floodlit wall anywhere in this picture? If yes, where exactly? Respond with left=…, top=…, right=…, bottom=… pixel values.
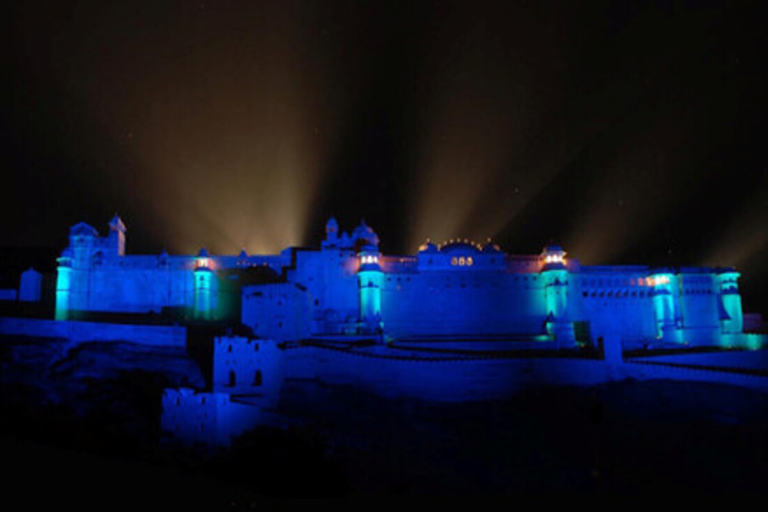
left=242, top=220, right=754, bottom=348
left=193, top=259, right=217, bottom=321
left=161, top=388, right=265, bottom=448
left=212, top=335, right=285, bottom=406
left=0, top=317, right=187, bottom=346
left=358, top=246, right=383, bottom=334
left=53, top=217, right=286, bottom=319
left=378, top=246, right=548, bottom=338
left=53, top=217, right=753, bottom=348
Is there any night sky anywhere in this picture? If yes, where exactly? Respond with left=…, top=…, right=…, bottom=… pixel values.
left=2, top=2, right=767, bottom=309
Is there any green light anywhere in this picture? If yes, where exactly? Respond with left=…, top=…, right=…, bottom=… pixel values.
left=55, top=263, right=72, bottom=321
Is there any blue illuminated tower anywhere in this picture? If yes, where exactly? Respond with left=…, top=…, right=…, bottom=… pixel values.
left=358, top=244, right=383, bottom=335
left=650, top=270, right=683, bottom=343
left=55, top=222, right=99, bottom=320
left=194, top=248, right=217, bottom=321
left=55, top=249, right=73, bottom=320
left=541, top=245, right=576, bottom=346
left=717, top=269, right=743, bottom=335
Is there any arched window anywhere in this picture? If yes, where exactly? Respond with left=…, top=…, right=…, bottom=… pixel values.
left=228, top=370, right=236, bottom=387
left=253, top=370, right=262, bottom=386
left=91, top=251, right=104, bottom=267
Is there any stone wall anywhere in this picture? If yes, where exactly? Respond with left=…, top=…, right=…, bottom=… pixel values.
left=0, top=317, right=187, bottom=346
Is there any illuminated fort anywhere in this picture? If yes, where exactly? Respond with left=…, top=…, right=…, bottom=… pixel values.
left=2, top=214, right=767, bottom=447
left=52, top=215, right=752, bottom=350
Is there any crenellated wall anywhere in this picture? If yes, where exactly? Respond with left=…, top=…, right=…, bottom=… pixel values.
left=160, top=388, right=265, bottom=448
left=50, top=217, right=753, bottom=350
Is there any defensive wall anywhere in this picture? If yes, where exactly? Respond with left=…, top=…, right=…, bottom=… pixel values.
left=0, top=317, right=187, bottom=347
left=161, top=388, right=267, bottom=448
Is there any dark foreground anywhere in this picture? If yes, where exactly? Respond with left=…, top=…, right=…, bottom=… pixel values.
left=2, top=337, right=768, bottom=505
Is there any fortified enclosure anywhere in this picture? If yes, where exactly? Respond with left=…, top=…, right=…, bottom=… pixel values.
left=52, top=215, right=753, bottom=350
left=2, top=214, right=767, bottom=448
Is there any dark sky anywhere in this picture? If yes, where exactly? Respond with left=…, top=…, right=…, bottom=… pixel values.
left=2, top=1, right=767, bottom=309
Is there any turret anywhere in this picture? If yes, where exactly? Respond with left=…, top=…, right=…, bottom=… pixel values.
left=717, top=269, right=743, bottom=334
left=193, top=248, right=218, bottom=321
left=540, top=245, right=576, bottom=346
left=69, top=222, right=98, bottom=269
left=351, top=219, right=380, bottom=252
left=109, top=214, right=127, bottom=257
left=358, top=244, right=383, bottom=336
left=326, top=217, right=339, bottom=244
left=55, top=249, right=73, bottom=320
left=56, top=222, right=99, bottom=318
left=322, top=217, right=341, bottom=249
left=649, top=270, right=682, bottom=343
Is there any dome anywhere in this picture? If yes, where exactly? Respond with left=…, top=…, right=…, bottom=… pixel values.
left=197, top=247, right=210, bottom=258
left=418, top=241, right=438, bottom=253
left=439, top=241, right=481, bottom=255
left=543, top=244, right=564, bottom=254
left=325, top=216, right=338, bottom=233
left=351, top=220, right=380, bottom=247
left=70, top=222, right=98, bottom=237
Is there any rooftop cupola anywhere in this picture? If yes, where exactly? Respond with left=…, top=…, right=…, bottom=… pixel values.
left=195, top=247, right=212, bottom=270
left=322, top=216, right=340, bottom=249
left=326, top=217, right=339, bottom=237
left=352, top=219, right=380, bottom=251
left=541, top=244, right=566, bottom=270
left=358, top=244, right=381, bottom=270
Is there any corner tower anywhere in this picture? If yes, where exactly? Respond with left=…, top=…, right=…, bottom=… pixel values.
left=358, top=244, right=383, bottom=336
left=541, top=245, right=576, bottom=346
left=194, top=248, right=218, bottom=321
left=649, top=270, right=683, bottom=343
left=717, top=269, right=743, bottom=335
